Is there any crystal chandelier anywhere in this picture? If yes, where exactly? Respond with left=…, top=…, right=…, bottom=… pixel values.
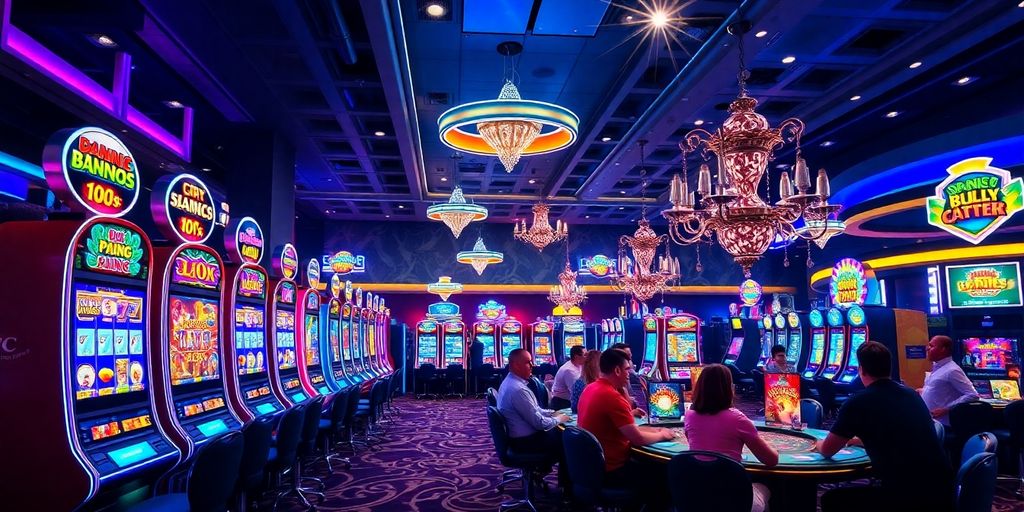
left=612, top=141, right=680, bottom=303
left=426, top=186, right=488, bottom=238
left=661, top=22, right=842, bottom=278
left=427, top=276, right=463, bottom=301
left=548, top=260, right=587, bottom=310
left=456, top=237, right=504, bottom=275
left=513, top=203, right=568, bottom=251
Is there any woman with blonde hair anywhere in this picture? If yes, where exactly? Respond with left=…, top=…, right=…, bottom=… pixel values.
left=569, top=349, right=601, bottom=413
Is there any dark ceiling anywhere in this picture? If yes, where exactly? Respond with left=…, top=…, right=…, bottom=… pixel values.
left=0, top=0, right=1021, bottom=235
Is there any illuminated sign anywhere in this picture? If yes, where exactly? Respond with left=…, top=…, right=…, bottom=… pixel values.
left=225, top=216, right=264, bottom=264
left=171, top=247, right=221, bottom=290
left=43, top=127, right=139, bottom=217
left=826, top=308, right=843, bottom=327
left=809, top=310, right=823, bottom=328
left=534, top=321, right=552, bottom=333
left=273, top=244, right=299, bottom=280
left=763, top=317, right=773, bottom=330
left=275, top=280, right=296, bottom=305
left=739, top=279, right=762, bottom=307
left=787, top=312, right=799, bottom=328
left=151, top=174, right=215, bottom=244
left=79, top=222, right=146, bottom=277
left=321, top=252, right=366, bottom=274
left=830, top=258, right=868, bottom=306
left=330, top=274, right=342, bottom=299
left=237, top=268, right=266, bottom=299
left=344, top=280, right=353, bottom=303
left=306, top=259, right=321, bottom=289
left=847, top=305, right=865, bottom=326
left=946, top=262, right=1022, bottom=309
left=926, top=157, right=1023, bottom=244
left=668, top=315, right=697, bottom=330
left=579, top=254, right=616, bottom=278
left=427, top=302, right=460, bottom=317
left=477, top=299, right=507, bottom=321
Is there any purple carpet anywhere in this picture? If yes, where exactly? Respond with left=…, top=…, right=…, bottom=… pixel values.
left=281, top=396, right=1022, bottom=511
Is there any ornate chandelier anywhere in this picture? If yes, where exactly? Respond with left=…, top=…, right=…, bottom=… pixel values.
left=548, top=260, right=587, bottom=310
left=437, top=42, right=578, bottom=172
left=513, top=203, right=567, bottom=251
left=612, top=141, right=680, bottom=303
left=427, top=276, right=463, bottom=301
left=661, top=22, right=842, bottom=278
left=456, top=237, right=504, bottom=275
left=426, top=186, right=488, bottom=238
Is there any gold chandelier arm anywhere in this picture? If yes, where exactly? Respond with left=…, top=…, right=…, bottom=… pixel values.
left=777, top=117, right=805, bottom=145
left=667, top=220, right=706, bottom=245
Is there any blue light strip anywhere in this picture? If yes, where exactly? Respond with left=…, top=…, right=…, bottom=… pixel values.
left=0, top=150, right=45, bottom=181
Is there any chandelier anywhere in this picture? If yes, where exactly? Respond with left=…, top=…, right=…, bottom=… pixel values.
left=661, top=22, right=842, bottom=278
left=426, top=186, right=488, bottom=238
left=548, top=260, right=587, bottom=310
left=457, top=237, right=504, bottom=275
left=437, top=42, right=578, bottom=172
left=611, top=141, right=680, bottom=303
left=427, top=276, right=463, bottom=301
left=514, top=203, right=568, bottom=251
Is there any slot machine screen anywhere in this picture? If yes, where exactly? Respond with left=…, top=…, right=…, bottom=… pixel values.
left=535, top=336, right=552, bottom=355
left=991, top=379, right=1021, bottom=400
left=168, top=295, right=221, bottom=386
left=787, top=332, right=802, bottom=364
left=304, top=314, right=321, bottom=368
left=730, top=318, right=742, bottom=330
left=648, top=382, right=684, bottom=424
left=643, top=331, right=657, bottom=363
left=480, top=334, right=495, bottom=359
left=418, top=335, right=437, bottom=360
left=234, top=304, right=265, bottom=376
left=846, top=330, right=868, bottom=369
left=726, top=337, right=743, bottom=357
left=329, top=319, right=341, bottom=363
left=443, top=334, right=463, bottom=365
left=341, top=319, right=351, bottom=361
left=667, top=332, right=698, bottom=363
left=827, top=332, right=845, bottom=367
left=809, top=332, right=825, bottom=364
left=72, top=283, right=147, bottom=400
left=960, top=338, right=1018, bottom=370
left=276, top=309, right=296, bottom=370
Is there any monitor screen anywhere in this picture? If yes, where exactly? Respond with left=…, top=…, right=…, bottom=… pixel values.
left=786, top=333, right=802, bottom=364
left=233, top=304, right=266, bottom=376
left=564, top=335, right=584, bottom=357
left=168, top=295, right=220, bottom=386
left=534, top=336, right=552, bottom=355
left=643, top=332, right=657, bottom=363
left=418, top=335, right=437, bottom=358
left=726, top=337, right=743, bottom=357
left=972, top=379, right=993, bottom=399
left=809, top=332, right=826, bottom=365
left=846, top=330, right=868, bottom=369
left=341, top=321, right=351, bottom=362
left=479, top=335, right=495, bottom=358
left=352, top=321, right=361, bottom=359
left=501, top=335, right=520, bottom=361
left=730, top=318, right=742, bottom=330
left=648, top=382, right=683, bottom=422
left=444, top=334, right=464, bottom=359
left=304, top=314, right=321, bottom=369
left=991, top=379, right=1021, bottom=400
left=960, top=338, right=1019, bottom=370
left=275, top=309, right=296, bottom=370
left=827, top=332, right=845, bottom=366
left=329, top=319, right=341, bottom=363
left=667, top=332, right=698, bottom=363
left=72, top=282, right=147, bottom=400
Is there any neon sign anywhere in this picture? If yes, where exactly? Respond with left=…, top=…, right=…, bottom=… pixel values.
left=237, top=268, right=266, bottom=299
left=946, top=262, right=1022, bottom=309
left=80, top=222, right=145, bottom=277
left=321, top=252, right=366, bottom=275
left=330, top=274, right=342, bottom=299
left=43, top=127, right=139, bottom=217
left=225, top=216, right=264, bottom=264
left=151, top=173, right=215, bottom=244
left=830, top=258, right=867, bottom=306
left=477, top=299, right=507, bottom=320
left=171, top=247, right=221, bottom=289
left=926, top=157, right=1023, bottom=244
left=273, top=243, right=299, bottom=280
left=579, top=254, right=616, bottom=278
left=738, top=279, right=762, bottom=307
left=306, top=259, right=321, bottom=290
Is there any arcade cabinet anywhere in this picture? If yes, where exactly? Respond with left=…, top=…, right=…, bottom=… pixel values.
left=415, top=319, right=440, bottom=367
left=723, top=317, right=745, bottom=365
left=820, top=308, right=847, bottom=381
left=442, top=320, right=468, bottom=367
left=350, top=290, right=367, bottom=380
left=557, top=318, right=587, bottom=364
left=228, top=246, right=283, bottom=419
left=297, top=260, right=332, bottom=397
left=341, top=301, right=358, bottom=381
left=725, top=317, right=762, bottom=371
left=663, top=313, right=702, bottom=381
left=757, top=316, right=774, bottom=367
left=498, top=318, right=523, bottom=367
left=785, top=312, right=806, bottom=369
left=773, top=313, right=788, bottom=357
left=474, top=320, right=499, bottom=366
left=638, top=315, right=661, bottom=378
left=801, top=310, right=828, bottom=379
left=530, top=320, right=556, bottom=365
left=364, top=292, right=382, bottom=377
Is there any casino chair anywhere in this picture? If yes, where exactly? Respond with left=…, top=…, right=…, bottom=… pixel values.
left=954, top=452, right=998, bottom=512
left=486, top=405, right=550, bottom=512
left=668, top=451, right=753, bottom=512
left=355, top=380, right=388, bottom=447
left=949, top=401, right=995, bottom=463
left=997, top=399, right=1024, bottom=497
left=318, top=388, right=352, bottom=474
left=725, top=363, right=755, bottom=396
left=234, top=414, right=276, bottom=512
left=813, top=376, right=840, bottom=418
left=444, top=363, right=467, bottom=398
left=415, top=363, right=441, bottom=398
left=294, top=396, right=328, bottom=501
left=384, top=367, right=404, bottom=417
left=799, top=398, right=824, bottom=430
left=339, top=385, right=363, bottom=455
left=934, top=419, right=946, bottom=447
left=562, top=426, right=635, bottom=510
left=127, top=430, right=244, bottom=512
left=265, top=403, right=312, bottom=510
left=750, top=367, right=766, bottom=402
left=475, top=363, right=500, bottom=398
left=961, top=432, right=998, bottom=463
left=486, top=387, right=499, bottom=407
left=527, top=376, right=550, bottom=409
left=536, top=363, right=557, bottom=381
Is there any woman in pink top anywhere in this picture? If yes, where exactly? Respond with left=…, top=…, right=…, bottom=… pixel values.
left=684, top=364, right=779, bottom=512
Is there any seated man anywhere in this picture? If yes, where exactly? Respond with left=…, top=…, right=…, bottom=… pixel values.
left=551, top=345, right=585, bottom=411
left=578, top=349, right=675, bottom=507
left=817, top=341, right=953, bottom=512
left=763, top=344, right=792, bottom=373
left=496, top=348, right=569, bottom=456
left=919, top=335, right=979, bottom=426
left=610, top=342, right=647, bottom=418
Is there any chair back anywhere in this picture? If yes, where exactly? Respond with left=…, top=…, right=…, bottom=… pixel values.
left=344, top=384, right=362, bottom=427
left=486, top=387, right=498, bottom=407
left=667, top=451, right=753, bottom=512
left=272, top=404, right=306, bottom=468
left=955, top=452, right=998, bottom=512
left=186, top=430, right=244, bottom=512
left=562, top=426, right=608, bottom=504
left=1004, top=399, right=1024, bottom=449
left=960, top=432, right=997, bottom=462
left=417, top=364, right=437, bottom=380
left=949, top=401, right=994, bottom=441
left=328, top=388, right=350, bottom=430
left=799, top=398, right=823, bottom=429
left=485, top=405, right=512, bottom=467
left=527, top=376, right=549, bottom=409
left=237, top=414, right=276, bottom=491
left=751, top=368, right=765, bottom=399
left=933, top=419, right=945, bottom=447
left=446, top=363, right=465, bottom=380
left=298, top=395, right=325, bottom=456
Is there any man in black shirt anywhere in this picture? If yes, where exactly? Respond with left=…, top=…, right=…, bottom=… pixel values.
left=817, top=341, right=953, bottom=511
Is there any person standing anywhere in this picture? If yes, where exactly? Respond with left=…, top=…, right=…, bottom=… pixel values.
left=919, top=335, right=979, bottom=426
left=469, top=337, right=484, bottom=394
left=550, top=345, right=585, bottom=411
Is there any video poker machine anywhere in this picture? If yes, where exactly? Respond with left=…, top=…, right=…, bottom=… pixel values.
left=271, top=275, right=302, bottom=404
left=297, top=259, right=332, bottom=398
left=801, top=310, right=828, bottom=379
left=499, top=318, right=523, bottom=367
left=0, top=128, right=180, bottom=509
left=757, top=316, right=774, bottom=368
left=820, top=308, right=847, bottom=381
left=530, top=320, right=556, bottom=365
left=836, top=305, right=868, bottom=384
left=639, top=315, right=661, bottom=378
left=558, top=319, right=587, bottom=364
left=416, top=319, right=440, bottom=367
left=473, top=321, right=498, bottom=366
left=663, top=313, right=702, bottom=381
left=350, top=289, right=367, bottom=379
left=785, top=312, right=805, bottom=369
left=442, top=320, right=467, bottom=367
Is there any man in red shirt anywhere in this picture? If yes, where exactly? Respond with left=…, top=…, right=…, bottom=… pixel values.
left=578, top=349, right=674, bottom=507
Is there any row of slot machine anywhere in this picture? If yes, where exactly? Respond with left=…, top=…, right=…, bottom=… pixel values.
left=598, top=312, right=705, bottom=383
left=0, top=127, right=395, bottom=510
left=415, top=317, right=590, bottom=368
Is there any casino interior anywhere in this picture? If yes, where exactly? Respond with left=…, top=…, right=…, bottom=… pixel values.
left=0, top=1, right=1021, bottom=511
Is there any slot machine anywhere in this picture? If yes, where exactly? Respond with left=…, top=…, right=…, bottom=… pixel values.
left=382, top=302, right=396, bottom=373
left=801, top=310, right=828, bottom=379
left=560, top=319, right=586, bottom=363
left=613, top=318, right=624, bottom=347
left=837, top=305, right=868, bottom=384
left=0, top=127, right=179, bottom=509
left=474, top=321, right=498, bottom=366
left=530, top=321, right=556, bottom=365
left=757, top=316, right=774, bottom=367
left=149, top=175, right=240, bottom=454
left=663, top=313, right=702, bottom=380
left=498, top=318, right=523, bottom=367
left=785, top=312, right=805, bottom=369
left=341, top=290, right=358, bottom=382
left=598, top=319, right=609, bottom=350
left=724, top=317, right=746, bottom=364
left=820, top=308, right=848, bottom=380
left=415, top=319, right=440, bottom=367
left=442, top=320, right=467, bottom=366
left=323, top=275, right=351, bottom=389
left=638, top=315, right=660, bottom=378
left=773, top=313, right=788, bottom=356
left=269, top=269, right=302, bottom=404
left=297, top=260, right=331, bottom=397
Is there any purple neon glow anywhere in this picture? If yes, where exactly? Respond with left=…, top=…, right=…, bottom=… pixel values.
left=3, top=26, right=114, bottom=111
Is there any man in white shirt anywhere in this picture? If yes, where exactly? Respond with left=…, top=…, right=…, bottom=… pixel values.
left=550, top=345, right=585, bottom=410
left=919, top=335, right=979, bottom=425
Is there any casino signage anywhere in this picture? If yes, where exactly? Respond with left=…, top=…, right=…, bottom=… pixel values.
left=151, top=174, right=216, bottom=244
left=579, top=254, right=616, bottom=278
left=739, top=279, right=762, bottom=307
left=78, top=222, right=146, bottom=278
left=43, top=127, right=140, bottom=217
left=321, top=251, right=366, bottom=275
left=830, top=258, right=867, bottom=306
left=273, top=244, right=299, bottom=280
left=306, top=259, right=321, bottom=289
left=171, top=247, right=220, bottom=289
left=946, top=262, right=1022, bottom=309
left=927, top=157, right=1023, bottom=244
left=224, top=217, right=264, bottom=264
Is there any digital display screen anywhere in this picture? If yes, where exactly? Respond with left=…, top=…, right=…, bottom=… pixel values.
left=726, top=337, right=743, bottom=357
left=960, top=338, right=1019, bottom=370
left=827, top=332, right=845, bottom=366
left=643, top=332, right=657, bottom=363
left=787, top=333, right=802, bottom=364
left=256, top=403, right=278, bottom=415
left=276, top=309, right=296, bottom=370
left=168, top=295, right=220, bottom=386
left=367, top=323, right=376, bottom=356
left=648, top=382, right=683, bottom=421
left=245, top=386, right=271, bottom=400
left=352, top=321, right=362, bottom=359
left=809, top=332, right=826, bottom=365
left=341, top=320, right=352, bottom=361
left=564, top=335, right=584, bottom=358
left=667, top=332, right=698, bottom=363
left=72, top=282, right=146, bottom=400
left=304, top=314, right=321, bottom=369
left=480, top=335, right=495, bottom=359
left=731, top=318, right=742, bottom=330
left=329, top=319, right=341, bottom=363
left=534, top=336, right=551, bottom=355
left=108, top=441, right=157, bottom=468
left=847, top=330, right=868, bottom=369
left=417, top=335, right=437, bottom=360
left=234, top=304, right=265, bottom=376
left=501, top=335, right=521, bottom=361
left=991, top=379, right=1021, bottom=400
left=444, top=334, right=464, bottom=363
left=761, top=332, right=774, bottom=361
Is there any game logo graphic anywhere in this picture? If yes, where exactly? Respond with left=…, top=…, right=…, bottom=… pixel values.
left=171, top=247, right=221, bottom=290
left=579, top=254, right=616, bottom=278
left=534, top=321, right=552, bottom=333
left=234, top=305, right=266, bottom=376
left=946, top=262, right=1022, bottom=309
left=648, top=383, right=682, bottom=420
left=168, top=296, right=220, bottom=386
left=667, top=315, right=697, bottom=330
left=274, top=243, right=299, bottom=280
left=304, top=315, right=320, bottom=367
left=44, top=127, right=139, bottom=217
left=152, top=174, right=216, bottom=244
left=960, top=337, right=1018, bottom=370
left=225, top=216, right=264, bottom=264
left=237, top=267, right=267, bottom=299
left=78, top=222, right=146, bottom=278
left=306, top=259, right=321, bottom=289
left=477, top=299, right=507, bottom=320
left=926, top=157, right=1022, bottom=244
left=991, top=379, right=1021, bottom=401
left=276, top=280, right=296, bottom=305
left=739, top=279, right=762, bottom=307
left=73, top=283, right=146, bottom=400
left=764, top=373, right=801, bottom=427
left=830, top=258, right=867, bottom=306
left=330, top=274, right=343, bottom=299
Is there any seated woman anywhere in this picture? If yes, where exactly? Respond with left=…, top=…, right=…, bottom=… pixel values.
left=569, top=350, right=601, bottom=413
left=684, top=364, right=779, bottom=512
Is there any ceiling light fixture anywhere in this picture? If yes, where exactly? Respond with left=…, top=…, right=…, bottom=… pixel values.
left=909, top=61, right=922, bottom=69
left=885, top=111, right=900, bottom=118
left=398, top=204, right=406, bottom=209
left=650, top=10, right=669, bottom=28
left=425, top=2, right=446, bottom=17
left=754, top=30, right=768, bottom=38
left=374, top=131, right=386, bottom=137
left=440, top=176, right=448, bottom=182
left=694, top=119, right=704, bottom=126
left=601, top=136, right=612, bottom=142
left=820, top=141, right=835, bottom=147
left=427, top=276, right=462, bottom=301
left=89, top=34, right=118, bottom=48
left=163, top=100, right=185, bottom=109
left=849, top=95, right=862, bottom=101
left=457, top=238, right=503, bottom=275
left=781, top=56, right=796, bottom=64
left=514, top=203, right=568, bottom=252
left=955, top=76, right=975, bottom=86
left=428, top=156, right=489, bottom=238
left=528, top=178, right=537, bottom=184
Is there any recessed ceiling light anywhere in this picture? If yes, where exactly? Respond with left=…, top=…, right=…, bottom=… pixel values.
left=398, top=205, right=405, bottom=209
left=781, top=56, right=796, bottom=64
left=528, top=179, right=537, bottom=184
left=618, top=206, right=625, bottom=210
left=820, top=141, right=835, bottom=147
left=776, top=164, right=790, bottom=169
left=585, top=215, right=590, bottom=219
left=201, top=167, right=212, bottom=172
left=908, top=61, right=922, bottom=69
left=694, top=119, right=704, bottom=126
left=425, top=3, right=445, bottom=17
left=955, top=76, right=976, bottom=86
left=89, top=34, right=118, bottom=48
left=849, top=95, right=862, bottom=101
left=440, top=176, right=448, bottom=182
left=885, top=111, right=900, bottom=118
left=385, top=214, right=390, bottom=218
left=754, top=30, right=768, bottom=38
left=650, top=11, right=669, bottom=28
left=601, top=136, right=612, bottom=142
left=163, top=100, right=185, bottom=109
left=620, top=190, right=626, bottom=194
left=374, top=131, right=386, bottom=137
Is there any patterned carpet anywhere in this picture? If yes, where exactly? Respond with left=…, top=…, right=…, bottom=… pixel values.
left=283, top=396, right=1023, bottom=511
